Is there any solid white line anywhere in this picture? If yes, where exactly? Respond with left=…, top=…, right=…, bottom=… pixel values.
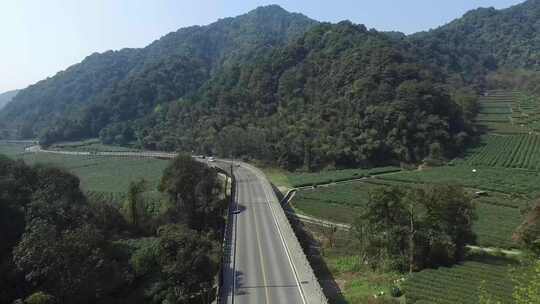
left=257, top=171, right=307, bottom=304
left=230, top=173, right=239, bottom=304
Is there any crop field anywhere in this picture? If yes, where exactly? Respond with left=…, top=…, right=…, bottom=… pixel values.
left=511, top=93, right=540, bottom=131
left=475, top=91, right=515, bottom=133
left=286, top=166, right=401, bottom=188
left=403, top=254, right=517, bottom=304
left=20, top=152, right=169, bottom=194
left=474, top=90, right=540, bottom=134
left=0, top=142, right=30, bottom=157
left=50, top=139, right=138, bottom=152
left=292, top=179, right=523, bottom=248
left=465, top=134, right=540, bottom=170
left=292, top=182, right=387, bottom=223
left=474, top=203, right=521, bottom=248
left=377, top=164, right=540, bottom=197
left=0, top=142, right=170, bottom=206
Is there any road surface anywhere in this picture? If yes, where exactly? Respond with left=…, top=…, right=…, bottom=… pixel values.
left=221, top=162, right=307, bottom=304
left=20, top=146, right=326, bottom=304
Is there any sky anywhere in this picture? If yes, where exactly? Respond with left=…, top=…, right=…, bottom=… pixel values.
left=0, top=0, right=525, bottom=93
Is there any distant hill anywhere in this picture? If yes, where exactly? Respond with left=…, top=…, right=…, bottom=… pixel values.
left=0, top=90, right=19, bottom=110
left=0, top=5, right=316, bottom=138
left=8, top=2, right=540, bottom=168
left=410, top=0, right=540, bottom=83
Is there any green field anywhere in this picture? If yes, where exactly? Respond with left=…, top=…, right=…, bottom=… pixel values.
left=475, top=91, right=516, bottom=133
left=262, top=166, right=401, bottom=189
left=21, top=153, right=169, bottom=193
left=512, top=93, right=540, bottom=131
left=475, top=90, right=540, bottom=134
left=305, top=224, right=401, bottom=304
left=0, top=142, right=30, bottom=157
left=465, top=134, right=540, bottom=170
left=291, top=179, right=523, bottom=248
left=287, top=167, right=401, bottom=187
left=0, top=142, right=170, bottom=205
left=305, top=223, right=519, bottom=304
left=403, top=254, right=517, bottom=304
left=292, top=182, right=385, bottom=223
left=474, top=203, right=521, bottom=248
left=377, top=165, right=540, bottom=197
left=50, top=139, right=138, bottom=152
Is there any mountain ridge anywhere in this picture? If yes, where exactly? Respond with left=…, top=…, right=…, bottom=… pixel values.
left=2, top=2, right=540, bottom=168
left=0, top=5, right=316, bottom=135
left=0, top=89, right=19, bottom=110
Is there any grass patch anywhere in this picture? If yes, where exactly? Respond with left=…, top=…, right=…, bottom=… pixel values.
left=305, top=224, right=401, bottom=304
left=0, top=142, right=30, bottom=157
left=259, top=166, right=293, bottom=188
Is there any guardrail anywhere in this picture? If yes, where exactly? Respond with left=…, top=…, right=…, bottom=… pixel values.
left=241, top=162, right=328, bottom=304
left=213, top=166, right=236, bottom=304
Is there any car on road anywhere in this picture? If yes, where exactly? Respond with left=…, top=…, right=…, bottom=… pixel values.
left=208, top=156, right=215, bottom=162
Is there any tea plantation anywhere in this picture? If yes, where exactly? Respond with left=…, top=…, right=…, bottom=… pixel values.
left=465, top=134, right=540, bottom=170
left=403, top=255, right=516, bottom=304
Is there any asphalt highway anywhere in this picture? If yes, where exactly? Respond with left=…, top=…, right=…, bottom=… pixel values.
left=221, top=163, right=305, bottom=304
left=21, top=146, right=317, bottom=304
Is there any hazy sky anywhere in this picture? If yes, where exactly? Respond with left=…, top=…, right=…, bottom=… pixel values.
left=0, top=0, right=524, bottom=93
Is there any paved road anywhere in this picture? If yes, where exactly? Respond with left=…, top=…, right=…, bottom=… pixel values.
left=221, top=163, right=306, bottom=304
left=22, top=146, right=326, bottom=304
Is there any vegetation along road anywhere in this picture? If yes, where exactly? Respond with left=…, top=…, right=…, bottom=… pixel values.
left=26, top=145, right=327, bottom=304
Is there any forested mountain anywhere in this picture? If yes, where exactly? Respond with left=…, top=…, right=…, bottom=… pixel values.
left=410, top=0, right=540, bottom=84
left=6, top=1, right=540, bottom=169
left=0, top=90, right=19, bottom=110
left=0, top=5, right=316, bottom=138
left=137, top=21, right=470, bottom=170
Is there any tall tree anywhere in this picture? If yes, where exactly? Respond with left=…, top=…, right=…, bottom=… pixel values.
left=159, top=154, right=225, bottom=233
left=156, top=224, right=219, bottom=304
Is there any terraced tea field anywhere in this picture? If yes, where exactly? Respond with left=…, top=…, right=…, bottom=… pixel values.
left=476, top=90, right=540, bottom=134
left=292, top=182, right=387, bottom=223
left=403, top=255, right=517, bottom=304
left=378, top=164, right=540, bottom=197
left=465, top=134, right=540, bottom=170
left=475, top=91, right=516, bottom=133
left=512, top=93, right=540, bottom=132
left=292, top=179, right=523, bottom=248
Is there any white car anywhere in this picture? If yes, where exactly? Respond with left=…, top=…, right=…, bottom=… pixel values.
left=208, top=157, right=215, bottom=162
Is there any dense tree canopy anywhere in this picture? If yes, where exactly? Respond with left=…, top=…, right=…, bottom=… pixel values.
left=5, top=2, right=540, bottom=168
left=0, top=154, right=226, bottom=304
left=0, top=5, right=315, bottom=144
left=140, top=22, right=471, bottom=170
left=353, top=185, right=476, bottom=272
left=410, top=0, right=540, bottom=84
